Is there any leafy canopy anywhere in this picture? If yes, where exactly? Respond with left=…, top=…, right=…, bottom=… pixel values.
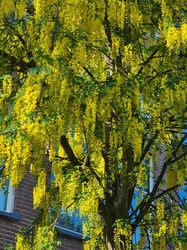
left=0, top=0, right=187, bottom=249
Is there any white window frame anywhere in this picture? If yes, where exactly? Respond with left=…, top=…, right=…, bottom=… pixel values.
left=0, top=181, right=15, bottom=213
left=6, top=182, right=15, bottom=212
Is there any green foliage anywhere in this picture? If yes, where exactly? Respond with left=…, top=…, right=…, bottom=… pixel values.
left=4, top=244, right=15, bottom=250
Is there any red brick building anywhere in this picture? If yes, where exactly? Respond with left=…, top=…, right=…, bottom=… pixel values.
left=0, top=172, right=83, bottom=250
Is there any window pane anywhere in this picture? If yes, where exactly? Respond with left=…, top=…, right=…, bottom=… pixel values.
left=179, top=185, right=187, bottom=204
left=58, top=212, right=83, bottom=233
left=0, top=182, right=8, bottom=211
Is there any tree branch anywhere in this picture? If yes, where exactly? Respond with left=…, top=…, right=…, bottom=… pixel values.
left=3, top=18, right=36, bottom=68
left=60, top=135, right=103, bottom=188
left=153, top=184, right=180, bottom=201
left=133, top=135, right=187, bottom=230
left=82, top=66, right=98, bottom=82
left=137, top=130, right=159, bottom=166
left=136, top=48, right=159, bottom=75
left=60, top=135, right=80, bottom=165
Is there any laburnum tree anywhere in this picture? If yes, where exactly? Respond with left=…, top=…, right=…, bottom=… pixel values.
left=0, top=0, right=187, bottom=249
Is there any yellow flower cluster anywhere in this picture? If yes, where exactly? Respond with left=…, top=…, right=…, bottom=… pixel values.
left=108, top=0, right=126, bottom=29
left=181, top=23, right=187, bottom=46
left=61, top=174, right=80, bottom=211
left=14, top=81, right=41, bottom=123
left=84, top=95, right=98, bottom=136
left=158, top=221, right=167, bottom=236
left=83, top=219, right=104, bottom=250
left=33, top=226, right=56, bottom=250
left=91, top=150, right=105, bottom=177
left=0, top=75, right=12, bottom=99
left=173, top=81, right=187, bottom=114
left=10, top=135, right=31, bottom=186
left=114, top=220, right=132, bottom=250
left=181, top=211, right=187, bottom=232
left=79, top=192, right=99, bottom=217
left=15, top=0, right=26, bottom=19
left=112, top=35, right=121, bottom=57
left=40, top=22, right=55, bottom=53
left=127, top=117, right=143, bottom=161
left=0, top=0, right=14, bottom=17
left=16, top=234, right=30, bottom=250
left=122, top=44, right=133, bottom=67
left=166, top=24, right=187, bottom=51
left=130, top=2, right=143, bottom=27
left=157, top=201, right=165, bottom=221
left=169, top=217, right=178, bottom=236
left=34, top=0, right=44, bottom=21
left=166, top=170, right=177, bottom=188
left=71, top=41, right=87, bottom=68
left=21, top=122, right=47, bottom=174
left=69, top=132, right=84, bottom=159
left=52, top=38, right=70, bottom=58
left=52, top=161, right=80, bottom=211
left=0, top=135, right=9, bottom=162
left=33, top=170, right=46, bottom=208
left=59, top=0, right=86, bottom=32
left=160, top=0, right=173, bottom=28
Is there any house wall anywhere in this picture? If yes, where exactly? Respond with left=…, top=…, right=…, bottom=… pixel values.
left=59, top=237, right=83, bottom=250
left=0, top=172, right=83, bottom=250
left=152, top=145, right=166, bottom=189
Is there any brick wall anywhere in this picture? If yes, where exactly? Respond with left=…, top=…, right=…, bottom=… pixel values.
left=0, top=172, right=37, bottom=249
left=59, top=237, right=83, bottom=250
left=0, top=172, right=83, bottom=250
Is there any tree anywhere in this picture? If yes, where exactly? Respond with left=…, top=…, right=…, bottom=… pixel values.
left=0, top=0, right=187, bottom=249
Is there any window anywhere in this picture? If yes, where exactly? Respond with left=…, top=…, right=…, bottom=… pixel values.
left=0, top=182, right=8, bottom=211
left=0, top=180, right=21, bottom=220
left=57, top=211, right=83, bottom=233
left=179, top=185, right=187, bottom=204
left=50, top=173, right=84, bottom=238
left=55, top=211, right=90, bottom=240
left=0, top=181, right=15, bottom=213
left=132, top=156, right=154, bottom=245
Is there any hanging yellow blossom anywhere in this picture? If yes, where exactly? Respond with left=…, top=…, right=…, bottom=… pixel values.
left=33, top=170, right=46, bottom=208
left=1, top=75, right=12, bottom=99
left=157, top=201, right=165, bottom=221
left=114, top=220, right=132, bottom=250
left=181, top=23, right=187, bottom=47
left=16, top=234, right=30, bottom=250
left=169, top=217, right=178, bottom=236
left=181, top=211, right=187, bottom=232
left=15, top=1, right=26, bottom=19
